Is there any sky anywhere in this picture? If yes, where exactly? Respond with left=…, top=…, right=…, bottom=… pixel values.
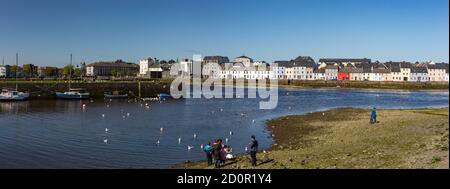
left=0, top=0, right=449, bottom=67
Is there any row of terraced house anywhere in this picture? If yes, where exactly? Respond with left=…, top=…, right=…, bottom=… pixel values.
left=176, top=56, right=449, bottom=82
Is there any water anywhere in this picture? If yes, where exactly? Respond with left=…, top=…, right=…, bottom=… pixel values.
left=0, top=88, right=448, bottom=168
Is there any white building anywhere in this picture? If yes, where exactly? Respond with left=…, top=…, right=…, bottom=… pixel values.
left=427, top=62, right=447, bottom=82
left=139, top=58, right=163, bottom=78
left=0, top=65, right=7, bottom=77
left=324, top=65, right=338, bottom=80
left=235, top=56, right=253, bottom=67
left=410, top=66, right=429, bottom=82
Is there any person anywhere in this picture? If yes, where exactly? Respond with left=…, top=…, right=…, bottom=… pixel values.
left=370, top=107, right=377, bottom=124
left=223, top=145, right=234, bottom=160
left=220, top=145, right=227, bottom=165
left=203, top=142, right=213, bottom=166
left=212, top=139, right=222, bottom=168
left=248, top=135, right=258, bottom=167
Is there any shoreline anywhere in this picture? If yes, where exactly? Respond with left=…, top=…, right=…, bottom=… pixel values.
left=176, top=107, right=449, bottom=169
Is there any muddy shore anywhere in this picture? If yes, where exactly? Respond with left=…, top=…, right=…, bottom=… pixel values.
left=178, top=108, right=449, bottom=169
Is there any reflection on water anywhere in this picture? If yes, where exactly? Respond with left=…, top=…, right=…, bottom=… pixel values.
left=0, top=88, right=448, bottom=168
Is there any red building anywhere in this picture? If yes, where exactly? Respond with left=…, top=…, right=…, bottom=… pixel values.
left=338, top=72, right=350, bottom=80
left=338, top=67, right=352, bottom=80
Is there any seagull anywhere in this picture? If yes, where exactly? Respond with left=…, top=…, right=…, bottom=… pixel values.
left=103, top=139, right=108, bottom=144
left=126, top=113, right=130, bottom=117
left=200, top=144, right=204, bottom=149
left=220, top=108, right=223, bottom=112
left=105, top=128, right=109, bottom=133
left=229, top=131, right=233, bottom=136
left=156, top=140, right=160, bottom=145
left=160, top=127, right=164, bottom=133
left=122, top=115, right=126, bottom=119
left=193, top=133, right=197, bottom=139
left=101, top=114, right=105, bottom=118
left=322, top=113, right=325, bottom=116
left=225, top=138, right=229, bottom=143
left=106, top=104, right=110, bottom=108
left=245, top=147, right=248, bottom=152
left=187, top=145, right=194, bottom=151
left=178, top=138, right=182, bottom=144
left=82, top=104, right=86, bottom=108
left=252, top=119, right=256, bottom=123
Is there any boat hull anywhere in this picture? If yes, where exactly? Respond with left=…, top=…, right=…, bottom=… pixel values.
left=55, top=92, right=90, bottom=100
left=104, top=94, right=129, bottom=99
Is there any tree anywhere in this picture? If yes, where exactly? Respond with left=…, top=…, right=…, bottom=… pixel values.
left=10, top=65, right=18, bottom=77
left=62, top=64, right=74, bottom=78
left=22, top=64, right=32, bottom=77
left=44, top=67, right=55, bottom=77
left=73, top=68, right=82, bottom=78
left=111, top=70, right=117, bottom=76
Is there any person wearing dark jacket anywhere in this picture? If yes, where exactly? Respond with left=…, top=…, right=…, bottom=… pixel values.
left=212, top=139, right=222, bottom=168
left=248, top=135, right=258, bottom=167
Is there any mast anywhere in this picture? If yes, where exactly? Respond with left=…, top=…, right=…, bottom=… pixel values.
left=15, top=53, right=18, bottom=91
left=69, top=53, right=72, bottom=90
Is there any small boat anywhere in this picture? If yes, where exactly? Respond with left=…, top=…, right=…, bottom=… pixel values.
left=104, top=91, right=128, bottom=99
left=55, top=54, right=90, bottom=100
left=56, top=88, right=90, bottom=100
left=0, top=54, right=30, bottom=101
left=0, top=88, right=30, bottom=101
left=158, top=93, right=172, bottom=100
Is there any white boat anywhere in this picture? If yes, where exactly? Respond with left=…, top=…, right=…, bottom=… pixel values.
left=0, top=53, right=30, bottom=101
left=0, top=89, right=30, bottom=101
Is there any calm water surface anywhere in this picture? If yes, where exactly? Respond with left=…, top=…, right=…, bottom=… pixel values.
left=0, top=88, right=448, bottom=168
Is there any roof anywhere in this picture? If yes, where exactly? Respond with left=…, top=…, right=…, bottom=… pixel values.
left=428, top=63, right=449, bottom=72
left=372, top=68, right=390, bottom=73
left=319, top=58, right=371, bottom=64
left=203, top=56, right=230, bottom=63
left=384, top=61, right=412, bottom=72
left=87, top=60, right=138, bottom=68
left=273, top=60, right=316, bottom=68
left=411, top=66, right=428, bottom=73
left=236, top=55, right=252, bottom=59
left=314, top=68, right=325, bottom=73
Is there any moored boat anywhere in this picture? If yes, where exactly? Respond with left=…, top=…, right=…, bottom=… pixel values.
left=158, top=93, right=172, bottom=100
left=104, top=91, right=128, bottom=99
left=55, top=88, right=90, bottom=100
left=0, top=88, right=30, bottom=101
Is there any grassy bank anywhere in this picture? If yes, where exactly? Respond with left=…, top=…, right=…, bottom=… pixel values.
left=179, top=108, right=449, bottom=169
left=2, top=79, right=448, bottom=90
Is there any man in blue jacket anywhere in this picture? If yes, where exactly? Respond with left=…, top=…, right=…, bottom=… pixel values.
left=203, top=142, right=214, bottom=166
left=370, top=107, right=377, bottom=124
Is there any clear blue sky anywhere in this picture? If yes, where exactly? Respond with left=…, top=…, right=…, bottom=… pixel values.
left=0, top=0, right=448, bottom=67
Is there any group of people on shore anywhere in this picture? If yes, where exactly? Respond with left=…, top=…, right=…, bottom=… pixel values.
left=203, top=135, right=258, bottom=168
